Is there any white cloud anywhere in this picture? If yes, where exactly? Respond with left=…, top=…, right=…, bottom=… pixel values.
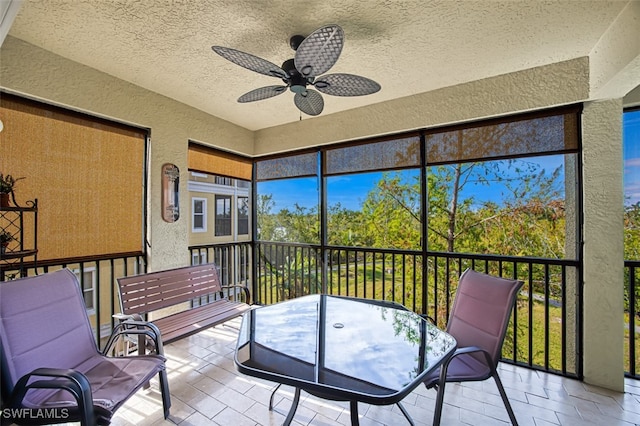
left=625, top=157, right=640, bottom=168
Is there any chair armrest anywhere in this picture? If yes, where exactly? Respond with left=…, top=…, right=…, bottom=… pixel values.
left=8, top=368, right=94, bottom=424
left=451, top=345, right=496, bottom=369
left=102, top=320, right=165, bottom=357
left=220, top=284, right=252, bottom=304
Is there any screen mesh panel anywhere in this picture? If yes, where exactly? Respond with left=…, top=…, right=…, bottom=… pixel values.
left=426, top=109, right=579, bottom=165
left=325, top=135, right=421, bottom=176
left=256, top=152, right=318, bottom=181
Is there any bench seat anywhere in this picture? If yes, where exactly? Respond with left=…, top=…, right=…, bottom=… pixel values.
left=117, top=263, right=251, bottom=344
left=153, top=298, right=250, bottom=343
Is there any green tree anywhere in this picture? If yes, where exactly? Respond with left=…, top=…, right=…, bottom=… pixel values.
left=360, top=172, right=421, bottom=250
left=625, top=201, right=640, bottom=261
left=256, top=194, right=276, bottom=240
left=623, top=201, right=640, bottom=316
left=426, top=160, right=565, bottom=257
left=327, top=203, right=370, bottom=247
left=275, top=204, right=319, bottom=244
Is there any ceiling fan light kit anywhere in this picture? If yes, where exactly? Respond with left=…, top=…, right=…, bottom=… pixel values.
left=212, top=24, right=381, bottom=116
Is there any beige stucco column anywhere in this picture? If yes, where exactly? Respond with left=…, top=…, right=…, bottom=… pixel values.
left=564, top=154, right=578, bottom=374
left=581, top=98, right=624, bottom=391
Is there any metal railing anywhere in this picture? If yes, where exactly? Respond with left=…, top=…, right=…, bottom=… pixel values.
left=188, top=242, right=252, bottom=305
left=255, top=241, right=583, bottom=379
left=5, top=243, right=638, bottom=380
left=188, top=242, right=251, bottom=286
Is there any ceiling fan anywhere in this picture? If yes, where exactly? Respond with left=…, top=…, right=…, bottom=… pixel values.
left=212, top=24, right=381, bottom=116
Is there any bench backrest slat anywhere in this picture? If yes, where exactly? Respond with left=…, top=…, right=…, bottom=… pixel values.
left=117, top=263, right=222, bottom=315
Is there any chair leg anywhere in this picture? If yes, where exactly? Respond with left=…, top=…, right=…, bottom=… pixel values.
left=492, top=371, right=518, bottom=426
left=159, top=369, right=172, bottom=419
left=268, top=383, right=282, bottom=410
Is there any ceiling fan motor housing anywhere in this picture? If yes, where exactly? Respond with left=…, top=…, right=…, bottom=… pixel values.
left=281, top=58, right=311, bottom=93
left=289, top=34, right=305, bottom=51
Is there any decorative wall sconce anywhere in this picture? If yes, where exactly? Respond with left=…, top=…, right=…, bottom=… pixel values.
left=161, top=163, right=180, bottom=222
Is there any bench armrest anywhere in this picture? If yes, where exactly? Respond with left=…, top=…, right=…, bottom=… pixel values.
left=8, top=367, right=94, bottom=424
left=113, top=312, right=143, bottom=321
left=102, top=320, right=165, bottom=357
left=220, top=284, right=252, bottom=305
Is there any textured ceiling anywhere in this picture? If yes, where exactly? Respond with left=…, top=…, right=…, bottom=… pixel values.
left=6, top=0, right=630, bottom=131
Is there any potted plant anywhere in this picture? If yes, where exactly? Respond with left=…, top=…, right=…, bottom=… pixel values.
left=0, top=230, right=13, bottom=254
left=0, top=173, right=25, bottom=207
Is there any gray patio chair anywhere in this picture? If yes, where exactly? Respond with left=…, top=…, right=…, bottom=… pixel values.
left=0, top=269, right=171, bottom=425
left=424, top=269, right=523, bottom=425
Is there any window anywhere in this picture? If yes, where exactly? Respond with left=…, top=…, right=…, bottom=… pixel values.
left=256, top=152, right=319, bottom=243
left=215, top=195, right=232, bottom=236
left=192, top=198, right=207, bottom=232
left=73, top=267, right=96, bottom=313
left=215, top=176, right=233, bottom=186
left=426, top=154, right=574, bottom=257
left=238, top=196, right=249, bottom=235
left=192, top=250, right=207, bottom=265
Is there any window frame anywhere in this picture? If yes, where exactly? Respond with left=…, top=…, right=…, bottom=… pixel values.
left=215, top=194, right=232, bottom=236
left=238, top=196, right=249, bottom=236
left=192, top=197, right=208, bottom=233
left=73, top=266, right=96, bottom=314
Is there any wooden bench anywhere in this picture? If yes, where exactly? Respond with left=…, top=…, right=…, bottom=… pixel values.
left=117, top=263, right=251, bottom=344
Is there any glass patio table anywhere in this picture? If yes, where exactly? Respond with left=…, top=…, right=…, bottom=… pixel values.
left=235, top=294, right=457, bottom=425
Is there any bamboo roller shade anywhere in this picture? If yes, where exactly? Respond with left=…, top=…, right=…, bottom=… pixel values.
left=188, top=142, right=252, bottom=180
left=0, top=95, right=145, bottom=261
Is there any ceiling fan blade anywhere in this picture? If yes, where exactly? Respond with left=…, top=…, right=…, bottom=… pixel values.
left=314, top=73, right=381, bottom=97
left=294, top=25, right=344, bottom=78
left=294, top=89, right=324, bottom=116
left=212, top=46, right=288, bottom=79
left=238, top=85, right=287, bottom=103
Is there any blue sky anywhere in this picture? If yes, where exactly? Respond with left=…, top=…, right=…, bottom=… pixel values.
left=258, top=111, right=640, bottom=212
left=259, top=157, right=565, bottom=212
left=624, top=109, right=640, bottom=206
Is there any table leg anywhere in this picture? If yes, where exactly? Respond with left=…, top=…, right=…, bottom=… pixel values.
left=283, top=387, right=301, bottom=426
left=397, top=402, right=415, bottom=425
left=350, top=401, right=360, bottom=425
left=432, top=363, right=450, bottom=426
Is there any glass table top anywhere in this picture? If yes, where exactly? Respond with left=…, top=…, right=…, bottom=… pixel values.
left=235, top=295, right=457, bottom=403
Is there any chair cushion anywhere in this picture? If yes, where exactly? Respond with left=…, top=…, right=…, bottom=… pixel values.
left=22, top=354, right=165, bottom=413
left=423, top=352, right=492, bottom=388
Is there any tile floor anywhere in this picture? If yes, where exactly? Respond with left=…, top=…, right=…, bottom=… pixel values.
left=108, top=319, right=640, bottom=426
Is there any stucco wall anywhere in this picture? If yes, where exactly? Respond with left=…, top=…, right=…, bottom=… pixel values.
left=0, top=36, right=253, bottom=271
